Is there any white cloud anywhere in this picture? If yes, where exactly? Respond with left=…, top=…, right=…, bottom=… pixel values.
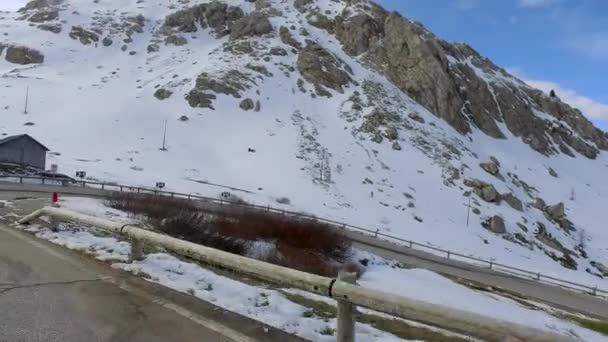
left=0, top=0, right=25, bottom=12
left=566, top=33, right=608, bottom=60
left=517, top=0, right=556, bottom=8
left=455, top=0, right=479, bottom=10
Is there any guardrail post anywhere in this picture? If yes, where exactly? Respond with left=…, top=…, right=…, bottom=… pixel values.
left=489, top=261, right=493, bottom=269
left=101, top=184, right=105, bottom=190
left=409, top=240, right=413, bottom=248
left=82, top=181, right=86, bottom=188
left=447, top=251, right=451, bottom=259
left=337, top=269, right=357, bottom=342
left=41, top=178, right=45, bottom=185
left=120, top=185, right=123, bottom=192
left=19, top=177, right=23, bottom=184
left=375, top=229, right=379, bottom=237
left=129, top=238, right=145, bottom=262
left=592, top=286, right=597, bottom=296
left=536, top=272, right=541, bottom=280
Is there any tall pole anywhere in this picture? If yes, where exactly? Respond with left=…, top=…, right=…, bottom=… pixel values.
left=466, top=196, right=471, bottom=227
left=24, top=86, right=29, bottom=114
left=161, top=119, right=167, bottom=151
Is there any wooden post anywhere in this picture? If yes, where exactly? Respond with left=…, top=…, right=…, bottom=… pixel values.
left=129, top=238, right=145, bottom=262
left=337, top=270, right=357, bottom=342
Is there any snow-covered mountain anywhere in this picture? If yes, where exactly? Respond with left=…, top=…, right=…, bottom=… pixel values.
left=1, top=0, right=607, bottom=287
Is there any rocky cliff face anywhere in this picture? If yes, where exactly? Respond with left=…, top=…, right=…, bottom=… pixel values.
left=329, top=1, right=607, bottom=159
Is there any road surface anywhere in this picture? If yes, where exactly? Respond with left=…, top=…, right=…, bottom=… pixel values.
left=0, top=204, right=303, bottom=342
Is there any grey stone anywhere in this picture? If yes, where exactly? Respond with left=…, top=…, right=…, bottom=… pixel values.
left=391, top=142, right=401, bottom=151
left=385, top=126, right=398, bottom=140
left=239, top=98, right=255, bottom=111
left=480, top=161, right=499, bottom=176
left=178, top=115, right=189, bottom=122
left=28, top=9, right=58, bottom=22
left=483, top=215, right=506, bottom=234
left=502, top=193, right=523, bottom=212
left=545, top=202, right=565, bottom=220
left=5, top=46, right=44, bottom=64
left=269, top=47, right=288, bottom=56
left=548, top=167, right=558, bottom=178
left=102, top=37, right=113, bottom=47
left=37, top=23, right=62, bottom=33
left=165, top=35, right=187, bottom=46
left=408, top=112, right=425, bottom=124
left=154, top=88, right=173, bottom=100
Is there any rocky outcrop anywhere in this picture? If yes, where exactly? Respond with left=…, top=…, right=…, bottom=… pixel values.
left=307, top=12, right=335, bottom=33
left=332, top=4, right=607, bottom=159
left=28, top=9, right=58, bottom=22
left=69, top=26, right=99, bottom=45
left=297, top=41, right=353, bottom=95
left=5, top=46, right=44, bottom=64
left=38, top=23, right=62, bottom=33
left=229, top=12, right=273, bottom=40
left=279, top=26, right=301, bottom=49
left=187, top=70, right=253, bottom=108
left=18, top=0, right=62, bottom=11
left=160, top=2, right=244, bottom=38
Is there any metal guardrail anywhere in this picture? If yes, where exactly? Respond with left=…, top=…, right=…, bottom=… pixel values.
left=18, top=207, right=573, bottom=342
left=1, top=175, right=607, bottom=298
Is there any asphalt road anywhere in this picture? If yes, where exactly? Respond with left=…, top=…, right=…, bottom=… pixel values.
left=0, top=196, right=304, bottom=342
left=1, top=184, right=607, bottom=323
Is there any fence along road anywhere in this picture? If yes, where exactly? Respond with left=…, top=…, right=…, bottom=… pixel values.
left=1, top=176, right=607, bottom=320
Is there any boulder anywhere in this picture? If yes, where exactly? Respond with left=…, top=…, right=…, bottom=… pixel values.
left=229, top=12, right=273, bottom=40
left=165, top=35, right=187, bottom=46
left=19, top=0, right=62, bottom=11
left=548, top=167, right=558, bottom=178
left=545, top=202, right=565, bottom=220
left=5, top=46, right=44, bottom=64
left=307, top=12, right=335, bottom=33
left=502, top=193, right=523, bottom=212
left=463, top=178, right=499, bottom=203
left=239, top=98, right=255, bottom=111
left=186, top=91, right=216, bottom=109
left=482, top=215, right=506, bottom=234
left=391, top=142, right=401, bottom=151
left=408, top=112, right=425, bottom=124
left=531, top=197, right=546, bottom=210
left=154, top=88, right=173, bottom=100
left=480, top=161, right=499, bottom=176
left=269, top=47, right=288, bottom=56
left=385, top=126, right=398, bottom=140
left=102, top=37, right=113, bottom=47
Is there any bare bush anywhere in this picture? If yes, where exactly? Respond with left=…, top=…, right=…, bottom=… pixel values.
left=107, top=193, right=352, bottom=277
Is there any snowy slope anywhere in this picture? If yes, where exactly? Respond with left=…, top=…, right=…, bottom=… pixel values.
left=1, top=0, right=607, bottom=289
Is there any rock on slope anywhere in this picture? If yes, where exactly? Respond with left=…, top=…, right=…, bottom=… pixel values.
left=1, top=0, right=607, bottom=285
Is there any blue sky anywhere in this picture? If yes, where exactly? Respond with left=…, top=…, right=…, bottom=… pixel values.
left=2, top=0, right=607, bottom=130
left=378, top=0, right=608, bottom=130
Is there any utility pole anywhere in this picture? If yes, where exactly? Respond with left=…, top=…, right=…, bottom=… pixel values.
left=319, top=149, right=326, bottom=182
left=24, top=86, right=29, bottom=114
left=160, top=119, right=168, bottom=151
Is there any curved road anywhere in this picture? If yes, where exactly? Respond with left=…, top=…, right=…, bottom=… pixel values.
left=1, top=182, right=607, bottom=322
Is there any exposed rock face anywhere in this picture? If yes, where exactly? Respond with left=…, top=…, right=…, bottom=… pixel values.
left=307, top=12, right=335, bottom=33
left=5, top=46, right=44, bottom=64
left=19, top=0, right=62, bottom=11
left=335, top=11, right=385, bottom=56
left=230, top=12, right=273, bottom=40
left=333, top=6, right=608, bottom=159
left=279, top=26, right=301, bottom=49
left=69, top=26, right=99, bottom=45
left=187, top=70, right=253, bottom=108
left=160, top=2, right=244, bottom=38
left=502, top=193, right=523, bottom=212
left=28, top=9, right=58, bottom=22
left=297, top=41, right=353, bottom=94
left=38, top=23, right=62, bottom=33
left=483, top=215, right=506, bottom=234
